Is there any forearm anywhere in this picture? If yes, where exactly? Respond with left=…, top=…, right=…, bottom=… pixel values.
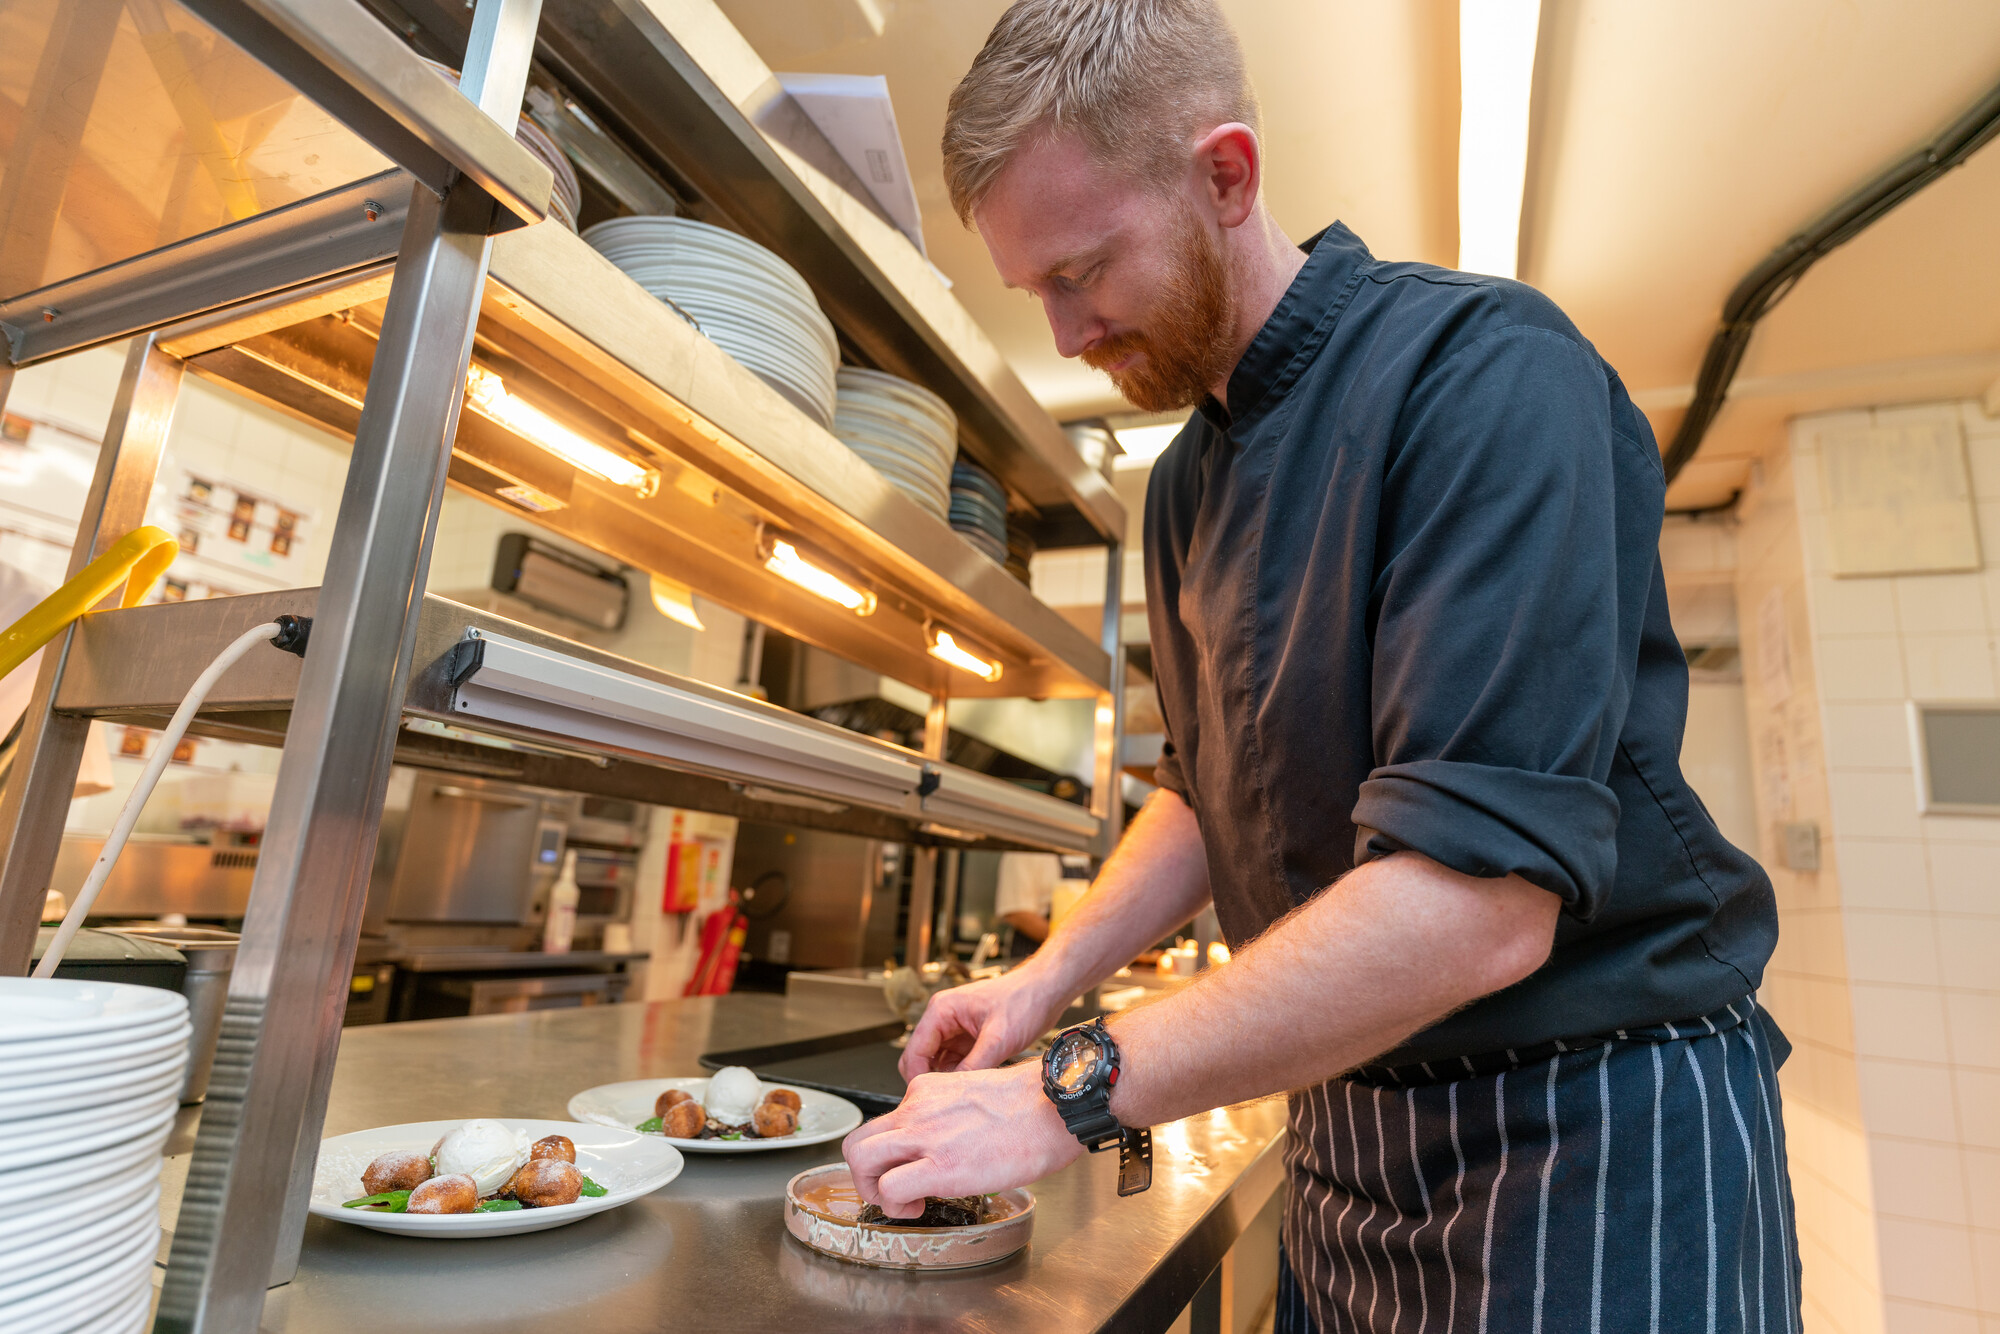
left=1104, top=851, right=1559, bottom=1128
left=1015, top=789, right=1211, bottom=1005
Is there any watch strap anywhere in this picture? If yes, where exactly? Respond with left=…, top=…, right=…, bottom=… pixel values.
left=1062, top=1101, right=1123, bottom=1150
left=1116, top=1127, right=1153, bottom=1196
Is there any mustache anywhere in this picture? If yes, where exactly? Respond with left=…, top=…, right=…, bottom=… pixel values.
left=1079, top=330, right=1149, bottom=373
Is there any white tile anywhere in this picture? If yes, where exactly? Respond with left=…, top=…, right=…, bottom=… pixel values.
left=1859, top=1057, right=1962, bottom=1140
left=1872, top=402, right=1967, bottom=430
left=1845, top=911, right=1943, bottom=985
left=1877, top=1216, right=1980, bottom=1307
left=1810, top=574, right=1899, bottom=636
left=1958, top=1067, right=2000, bottom=1150
left=1826, top=702, right=1920, bottom=770
left=1946, top=992, right=2000, bottom=1071
left=1938, top=917, right=2000, bottom=992
left=1871, top=1135, right=1970, bottom=1225
left=1820, top=635, right=1910, bottom=701
left=1905, top=635, right=1999, bottom=701
left=1926, top=816, right=2000, bottom=848
left=1965, top=1147, right=2000, bottom=1231
left=1928, top=843, right=2000, bottom=917
left=1966, top=435, right=2000, bottom=502
left=1976, top=1228, right=2000, bottom=1317
left=1833, top=771, right=1926, bottom=841
left=1833, top=838, right=1933, bottom=911
left=1852, top=985, right=1952, bottom=1062
left=1899, top=575, right=1994, bottom=636
left=1883, top=1299, right=1980, bottom=1334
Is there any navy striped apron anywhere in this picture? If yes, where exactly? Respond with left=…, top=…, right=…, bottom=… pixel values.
left=1274, top=997, right=1801, bottom=1334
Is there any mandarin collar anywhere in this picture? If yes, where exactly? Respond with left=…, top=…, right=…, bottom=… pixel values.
left=1198, top=221, right=1372, bottom=432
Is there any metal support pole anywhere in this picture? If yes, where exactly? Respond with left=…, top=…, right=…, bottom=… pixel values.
left=1188, top=1260, right=1224, bottom=1334
left=0, top=337, right=183, bottom=974
left=1091, top=541, right=1127, bottom=857
left=935, top=846, right=962, bottom=961
left=156, top=7, right=542, bottom=1328
left=904, top=688, right=949, bottom=970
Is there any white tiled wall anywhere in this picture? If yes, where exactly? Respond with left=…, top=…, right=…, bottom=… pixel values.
left=1743, top=398, right=2000, bottom=1333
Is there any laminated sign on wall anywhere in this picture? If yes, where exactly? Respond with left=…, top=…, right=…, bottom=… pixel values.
left=1818, top=419, right=1982, bottom=577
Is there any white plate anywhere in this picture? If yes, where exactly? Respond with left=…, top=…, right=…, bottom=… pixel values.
left=0, top=1009, right=187, bottom=1062
left=309, top=1118, right=683, bottom=1237
left=0, top=1184, right=158, bottom=1298
left=566, top=1077, right=863, bottom=1154
left=0, top=1058, right=184, bottom=1120
left=0, top=1094, right=179, bottom=1175
left=0, top=1120, right=173, bottom=1212
left=0, top=978, right=188, bottom=1043
left=67, top=1279, right=151, bottom=1334
left=0, top=1022, right=190, bottom=1088
left=0, top=1223, right=156, bottom=1333
left=0, top=1156, right=158, bottom=1244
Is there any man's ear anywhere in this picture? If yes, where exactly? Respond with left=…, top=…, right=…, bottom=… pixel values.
left=1192, top=122, right=1261, bottom=229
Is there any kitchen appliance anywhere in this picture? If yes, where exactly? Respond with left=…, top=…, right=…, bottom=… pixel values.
left=378, top=770, right=576, bottom=927
left=102, top=924, right=238, bottom=1104
left=731, top=823, right=903, bottom=972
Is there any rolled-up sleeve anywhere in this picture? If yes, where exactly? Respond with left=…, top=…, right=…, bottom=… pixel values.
left=1352, top=326, right=1643, bottom=918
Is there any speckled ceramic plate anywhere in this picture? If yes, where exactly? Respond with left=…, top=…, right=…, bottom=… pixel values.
left=308, top=1118, right=682, bottom=1237
left=783, top=1163, right=1034, bottom=1270
left=567, top=1076, right=862, bottom=1154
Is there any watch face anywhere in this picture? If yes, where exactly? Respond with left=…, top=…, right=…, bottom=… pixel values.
left=1050, top=1029, right=1103, bottom=1096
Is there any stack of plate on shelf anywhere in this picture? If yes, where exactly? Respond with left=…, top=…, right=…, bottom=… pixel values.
left=0, top=978, right=190, bottom=1334
left=420, top=61, right=582, bottom=232
left=583, top=216, right=840, bottom=428
left=1004, top=515, right=1036, bottom=586
left=833, top=368, right=958, bottom=522
left=949, top=459, right=1010, bottom=565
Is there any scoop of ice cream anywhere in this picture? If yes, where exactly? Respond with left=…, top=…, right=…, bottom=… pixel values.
left=703, top=1066, right=764, bottom=1125
left=431, top=1120, right=529, bottom=1197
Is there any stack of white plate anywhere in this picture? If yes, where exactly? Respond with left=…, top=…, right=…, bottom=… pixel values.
left=833, top=368, right=958, bottom=521
left=0, top=979, right=190, bottom=1334
left=420, top=59, right=582, bottom=232
left=949, top=458, right=1011, bottom=565
left=583, top=216, right=839, bottom=428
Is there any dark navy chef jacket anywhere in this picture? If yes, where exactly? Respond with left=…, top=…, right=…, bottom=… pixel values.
left=1144, top=222, right=1779, bottom=1067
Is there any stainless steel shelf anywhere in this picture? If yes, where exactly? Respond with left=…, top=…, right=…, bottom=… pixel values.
left=158, top=212, right=1111, bottom=700
left=54, top=589, right=1100, bottom=853
left=375, top=0, right=1125, bottom=548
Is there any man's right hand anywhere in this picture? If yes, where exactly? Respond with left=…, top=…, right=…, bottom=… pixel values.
left=898, top=963, right=1067, bottom=1081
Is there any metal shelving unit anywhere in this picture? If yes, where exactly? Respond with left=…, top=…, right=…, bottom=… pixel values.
left=0, top=1, right=1126, bottom=1329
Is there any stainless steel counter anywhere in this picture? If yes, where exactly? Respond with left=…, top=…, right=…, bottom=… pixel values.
left=158, top=992, right=1288, bottom=1334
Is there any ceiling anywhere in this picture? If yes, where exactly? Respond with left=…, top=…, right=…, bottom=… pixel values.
left=717, top=0, right=2000, bottom=507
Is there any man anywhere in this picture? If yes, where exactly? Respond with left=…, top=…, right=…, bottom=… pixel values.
left=842, top=2, right=1798, bottom=1329
left=992, top=849, right=1091, bottom=954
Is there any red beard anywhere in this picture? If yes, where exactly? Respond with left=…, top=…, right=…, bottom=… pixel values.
left=1081, top=210, right=1237, bottom=413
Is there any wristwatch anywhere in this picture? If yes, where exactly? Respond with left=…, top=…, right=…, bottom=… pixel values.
left=1042, top=1018, right=1153, bottom=1196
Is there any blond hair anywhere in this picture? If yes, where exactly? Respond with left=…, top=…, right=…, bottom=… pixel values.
left=942, top=0, right=1261, bottom=225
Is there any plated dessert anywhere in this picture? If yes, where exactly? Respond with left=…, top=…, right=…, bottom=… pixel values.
left=783, top=1164, right=1035, bottom=1270
left=342, top=1120, right=606, bottom=1215
left=634, top=1066, right=800, bottom=1142
left=567, top=1072, right=863, bottom=1154
left=309, top=1117, right=684, bottom=1238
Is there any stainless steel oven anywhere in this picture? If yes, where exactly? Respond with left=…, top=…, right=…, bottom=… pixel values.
left=377, top=771, right=576, bottom=927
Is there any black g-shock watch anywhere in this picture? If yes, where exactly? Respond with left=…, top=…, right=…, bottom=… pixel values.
left=1042, top=1018, right=1152, bottom=1196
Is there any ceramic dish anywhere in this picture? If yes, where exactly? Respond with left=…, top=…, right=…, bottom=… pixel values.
left=0, top=1156, right=158, bottom=1243
left=0, top=1186, right=158, bottom=1302
left=0, top=977, right=188, bottom=1042
left=566, top=1076, right=862, bottom=1154
left=0, top=1059, right=184, bottom=1121
left=783, top=1164, right=1034, bottom=1270
left=0, top=1115, right=177, bottom=1211
left=0, top=1022, right=191, bottom=1088
left=0, top=1216, right=157, bottom=1331
left=0, top=1095, right=178, bottom=1176
left=307, top=1118, right=682, bottom=1238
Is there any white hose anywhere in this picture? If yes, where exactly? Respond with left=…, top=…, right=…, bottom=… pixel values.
left=34, top=621, right=283, bottom=979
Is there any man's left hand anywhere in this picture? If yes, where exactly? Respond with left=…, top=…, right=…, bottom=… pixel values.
left=842, top=1060, right=1083, bottom=1218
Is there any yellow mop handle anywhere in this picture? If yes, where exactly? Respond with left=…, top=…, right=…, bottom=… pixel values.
left=0, top=526, right=179, bottom=683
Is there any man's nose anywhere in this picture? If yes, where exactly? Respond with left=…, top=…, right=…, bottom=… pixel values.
left=1045, top=302, right=1100, bottom=360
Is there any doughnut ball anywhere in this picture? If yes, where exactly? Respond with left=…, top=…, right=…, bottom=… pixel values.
left=362, top=1149, right=432, bottom=1195
left=529, top=1134, right=575, bottom=1163
left=654, top=1088, right=694, bottom=1119
left=752, top=1102, right=798, bottom=1138
left=761, top=1088, right=802, bottom=1112
left=663, top=1100, right=706, bottom=1139
left=504, top=1158, right=582, bottom=1208
left=406, top=1174, right=478, bottom=1214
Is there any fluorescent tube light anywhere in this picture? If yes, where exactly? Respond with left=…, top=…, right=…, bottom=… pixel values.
left=928, top=628, right=1003, bottom=682
left=1457, top=0, right=1542, bottom=279
left=464, top=366, right=659, bottom=494
left=648, top=574, right=705, bottom=631
left=1112, top=422, right=1184, bottom=470
left=762, top=536, right=877, bottom=615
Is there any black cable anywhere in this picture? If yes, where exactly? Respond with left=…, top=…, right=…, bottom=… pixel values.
left=1663, top=75, right=2000, bottom=485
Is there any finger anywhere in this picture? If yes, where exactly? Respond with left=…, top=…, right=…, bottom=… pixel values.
left=960, top=1022, right=1021, bottom=1072
left=844, top=1128, right=920, bottom=1206
left=875, top=1160, right=942, bottom=1218
left=842, top=1112, right=897, bottom=1157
